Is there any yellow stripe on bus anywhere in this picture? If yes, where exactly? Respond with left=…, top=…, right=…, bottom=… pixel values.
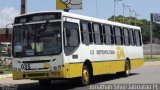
left=12, top=59, right=144, bottom=80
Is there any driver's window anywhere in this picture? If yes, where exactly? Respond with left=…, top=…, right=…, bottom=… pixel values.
left=64, top=21, right=79, bottom=55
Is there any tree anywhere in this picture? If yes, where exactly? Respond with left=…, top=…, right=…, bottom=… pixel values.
left=153, top=23, right=160, bottom=38
left=108, top=16, right=151, bottom=43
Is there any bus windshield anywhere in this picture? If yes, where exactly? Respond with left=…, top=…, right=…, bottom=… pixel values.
left=13, top=22, right=62, bottom=57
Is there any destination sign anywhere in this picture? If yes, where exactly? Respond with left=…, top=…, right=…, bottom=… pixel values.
left=14, top=12, right=61, bottom=24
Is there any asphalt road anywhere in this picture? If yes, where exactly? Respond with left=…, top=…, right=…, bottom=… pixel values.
left=0, top=64, right=160, bottom=90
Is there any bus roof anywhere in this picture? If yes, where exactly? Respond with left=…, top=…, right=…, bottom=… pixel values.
left=62, top=12, right=141, bottom=30
left=15, top=11, right=141, bottom=30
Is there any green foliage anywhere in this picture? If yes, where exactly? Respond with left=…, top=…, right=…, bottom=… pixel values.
left=108, top=16, right=160, bottom=43
left=108, top=15, right=144, bottom=26
left=153, top=23, right=160, bottom=38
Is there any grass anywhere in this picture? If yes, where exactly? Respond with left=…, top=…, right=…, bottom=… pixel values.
left=0, top=65, right=12, bottom=74
left=144, top=55, right=160, bottom=62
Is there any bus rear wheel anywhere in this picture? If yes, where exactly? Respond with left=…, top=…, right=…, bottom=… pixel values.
left=81, top=65, right=91, bottom=86
left=39, top=79, right=51, bottom=87
left=117, top=60, right=130, bottom=77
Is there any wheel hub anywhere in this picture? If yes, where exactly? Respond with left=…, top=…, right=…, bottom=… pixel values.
left=83, top=70, right=89, bottom=81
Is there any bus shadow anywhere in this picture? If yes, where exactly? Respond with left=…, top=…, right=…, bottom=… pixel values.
left=92, top=73, right=139, bottom=84
left=17, top=73, right=139, bottom=90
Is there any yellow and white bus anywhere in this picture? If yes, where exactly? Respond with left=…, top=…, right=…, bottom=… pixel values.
left=12, top=11, right=144, bottom=86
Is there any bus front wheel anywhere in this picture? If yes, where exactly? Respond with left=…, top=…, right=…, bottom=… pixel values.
left=81, top=65, right=91, bottom=85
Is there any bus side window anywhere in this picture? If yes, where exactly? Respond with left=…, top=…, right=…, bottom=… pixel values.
left=123, top=28, right=130, bottom=46
left=103, top=25, right=114, bottom=45
left=129, top=29, right=135, bottom=46
left=134, top=30, right=142, bottom=46
left=80, top=21, right=92, bottom=45
left=139, top=30, right=142, bottom=45
left=93, top=23, right=102, bottom=45
left=114, top=26, right=123, bottom=45
left=121, top=27, right=124, bottom=45
left=63, top=21, right=80, bottom=55
left=100, top=24, right=104, bottom=44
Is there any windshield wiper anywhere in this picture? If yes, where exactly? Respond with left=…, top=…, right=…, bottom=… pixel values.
left=39, top=20, right=49, bottom=33
left=22, top=23, right=31, bottom=49
left=22, top=23, right=27, bottom=40
left=37, top=21, right=49, bottom=41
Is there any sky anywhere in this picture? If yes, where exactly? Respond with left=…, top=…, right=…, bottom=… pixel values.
left=0, top=0, right=160, bottom=27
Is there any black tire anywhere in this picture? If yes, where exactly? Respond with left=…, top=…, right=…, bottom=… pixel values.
left=117, top=60, right=130, bottom=77
left=81, top=65, right=91, bottom=86
left=39, top=79, right=51, bottom=87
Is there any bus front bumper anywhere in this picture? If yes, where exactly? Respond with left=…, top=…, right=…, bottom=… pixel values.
left=12, top=69, right=66, bottom=80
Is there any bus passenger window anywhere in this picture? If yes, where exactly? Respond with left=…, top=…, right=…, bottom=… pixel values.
left=80, top=21, right=92, bottom=45
left=123, top=28, right=130, bottom=46
left=93, top=23, right=102, bottom=45
left=114, top=27, right=123, bottom=45
left=103, top=25, right=114, bottom=45
left=129, top=29, right=135, bottom=46
left=134, top=30, right=142, bottom=46
left=64, top=22, right=80, bottom=55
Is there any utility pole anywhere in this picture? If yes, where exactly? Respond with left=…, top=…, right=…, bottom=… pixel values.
left=114, top=0, right=122, bottom=21
left=129, top=8, right=135, bottom=25
left=122, top=3, right=130, bottom=23
left=134, top=13, right=140, bottom=26
left=150, top=13, right=153, bottom=58
left=96, top=0, right=99, bottom=18
left=129, top=8, right=132, bottom=25
left=150, top=13, right=160, bottom=58
left=21, top=0, right=27, bottom=14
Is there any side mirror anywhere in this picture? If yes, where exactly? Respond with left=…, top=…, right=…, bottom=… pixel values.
left=5, top=23, right=13, bottom=38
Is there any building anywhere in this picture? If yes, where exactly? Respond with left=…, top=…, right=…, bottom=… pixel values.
left=153, top=38, right=160, bottom=44
left=0, top=28, right=12, bottom=43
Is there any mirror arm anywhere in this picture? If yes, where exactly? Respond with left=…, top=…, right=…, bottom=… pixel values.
left=5, top=23, right=13, bottom=38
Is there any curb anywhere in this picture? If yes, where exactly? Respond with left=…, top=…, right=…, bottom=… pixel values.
left=144, top=61, right=160, bottom=66
left=0, top=74, right=12, bottom=79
